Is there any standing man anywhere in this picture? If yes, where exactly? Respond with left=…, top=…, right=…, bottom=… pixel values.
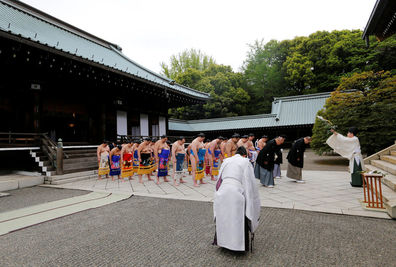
left=208, top=136, right=224, bottom=181
left=172, top=137, right=187, bottom=186
left=286, top=136, right=311, bottom=183
left=97, top=140, right=110, bottom=179
left=219, top=138, right=227, bottom=161
left=156, top=140, right=170, bottom=185
left=109, top=143, right=122, bottom=181
left=121, top=141, right=134, bottom=180
left=132, top=139, right=141, bottom=176
left=225, top=134, right=240, bottom=158
left=190, top=133, right=206, bottom=187
left=213, top=146, right=261, bottom=252
left=256, top=135, right=268, bottom=152
left=137, top=137, right=154, bottom=183
left=326, top=127, right=364, bottom=186
left=255, top=135, right=286, bottom=187
left=246, top=133, right=257, bottom=166
left=186, top=142, right=192, bottom=175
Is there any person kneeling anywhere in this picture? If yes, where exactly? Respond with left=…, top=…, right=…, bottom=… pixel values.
left=213, top=146, right=261, bottom=252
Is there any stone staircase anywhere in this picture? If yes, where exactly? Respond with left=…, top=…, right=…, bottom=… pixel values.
left=364, top=141, right=396, bottom=219
left=45, top=170, right=97, bottom=185
left=31, top=147, right=99, bottom=184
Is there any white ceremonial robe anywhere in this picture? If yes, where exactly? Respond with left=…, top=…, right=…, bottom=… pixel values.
left=214, top=154, right=261, bottom=251
left=326, top=133, right=365, bottom=173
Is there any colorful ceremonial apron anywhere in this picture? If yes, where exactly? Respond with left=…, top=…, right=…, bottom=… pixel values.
left=157, top=149, right=170, bottom=177
left=195, top=148, right=206, bottom=180
left=98, top=153, right=110, bottom=176
left=109, top=155, right=121, bottom=176
left=138, top=153, right=152, bottom=175
left=205, top=155, right=211, bottom=175
left=212, top=149, right=221, bottom=176
left=175, top=153, right=185, bottom=172
left=133, top=150, right=139, bottom=173
left=121, top=153, right=133, bottom=178
left=151, top=152, right=157, bottom=172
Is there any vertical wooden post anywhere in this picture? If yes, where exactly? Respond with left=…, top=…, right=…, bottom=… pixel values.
left=56, top=138, right=64, bottom=175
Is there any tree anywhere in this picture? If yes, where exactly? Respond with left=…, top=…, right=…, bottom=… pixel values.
left=242, top=30, right=396, bottom=113
left=311, top=71, right=396, bottom=155
left=161, top=51, right=250, bottom=120
left=160, top=49, right=216, bottom=80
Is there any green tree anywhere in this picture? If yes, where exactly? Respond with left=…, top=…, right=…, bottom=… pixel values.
left=311, top=71, right=396, bottom=155
left=243, top=30, right=396, bottom=113
left=160, top=49, right=216, bottom=80
left=161, top=51, right=250, bottom=120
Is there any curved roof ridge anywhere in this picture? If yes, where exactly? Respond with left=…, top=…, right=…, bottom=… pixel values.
left=185, top=113, right=276, bottom=124
left=2, top=0, right=119, bottom=49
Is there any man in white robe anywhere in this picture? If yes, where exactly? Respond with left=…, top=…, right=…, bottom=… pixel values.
left=213, top=146, right=261, bottom=252
left=326, top=127, right=365, bottom=186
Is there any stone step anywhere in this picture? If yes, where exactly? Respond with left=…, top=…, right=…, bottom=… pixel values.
left=63, top=161, right=98, bottom=171
left=66, top=153, right=96, bottom=159
left=50, top=175, right=96, bottom=185
left=63, top=166, right=98, bottom=174
left=64, top=157, right=97, bottom=164
left=384, top=200, right=396, bottom=219
left=64, top=149, right=97, bottom=154
left=381, top=155, right=396, bottom=165
left=391, top=151, right=396, bottom=156
left=371, top=160, right=396, bottom=175
left=47, top=170, right=97, bottom=181
left=365, top=164, right=396, bottom=191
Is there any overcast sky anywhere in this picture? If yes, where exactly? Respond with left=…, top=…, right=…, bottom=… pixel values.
left=22, top=0, right=376, bottom=73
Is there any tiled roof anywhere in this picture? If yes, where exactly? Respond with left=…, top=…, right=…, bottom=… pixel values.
left=0, top=0, right=209, bottom=100
left=169, top=92, right=330, bottom=132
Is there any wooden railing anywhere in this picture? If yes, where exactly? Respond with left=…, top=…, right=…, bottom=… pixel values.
left=362, top=173, right=385, bottom=209
left=0, top=132, right=41, bottom=147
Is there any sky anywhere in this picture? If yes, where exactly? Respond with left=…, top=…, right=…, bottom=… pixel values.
left=22, top=0, right=376, bottom=74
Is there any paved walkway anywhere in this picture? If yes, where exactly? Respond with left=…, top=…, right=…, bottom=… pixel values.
left=44, top=169, right=391, bottom=219
left=1, top=196, right=395, bottom=266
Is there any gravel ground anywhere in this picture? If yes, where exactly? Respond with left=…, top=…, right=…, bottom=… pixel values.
left=0, top=187, right=89, bottom=213
left=1, top=195, right=395, bottom=266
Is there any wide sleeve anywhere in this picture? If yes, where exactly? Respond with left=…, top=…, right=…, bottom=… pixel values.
left=243, top=160, right=261, bottom=233
left=326, top=134, right=356, bottom=159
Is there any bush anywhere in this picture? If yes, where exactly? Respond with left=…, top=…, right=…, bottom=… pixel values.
left=311, top=71, right=396, bottom=155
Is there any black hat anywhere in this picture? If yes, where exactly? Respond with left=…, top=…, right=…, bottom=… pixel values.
left=348, top=127, right=358, bottom=135
left=232, top=133, right=240, bottom=138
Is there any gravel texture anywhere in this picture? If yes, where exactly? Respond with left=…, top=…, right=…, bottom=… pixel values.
left=1, top=195, right=395, bottom=266
left=0, top=186, right=89, bottom=212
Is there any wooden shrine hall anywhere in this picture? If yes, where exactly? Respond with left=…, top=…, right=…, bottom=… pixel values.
left=0, top=0, right=209, bottom=146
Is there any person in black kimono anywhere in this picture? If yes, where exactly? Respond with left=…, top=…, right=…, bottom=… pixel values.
left=273, top=147, right=283, bottom=179
left=254, top=135, right=286, bottom=187
left=286, top=136, right=311, bottom=183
